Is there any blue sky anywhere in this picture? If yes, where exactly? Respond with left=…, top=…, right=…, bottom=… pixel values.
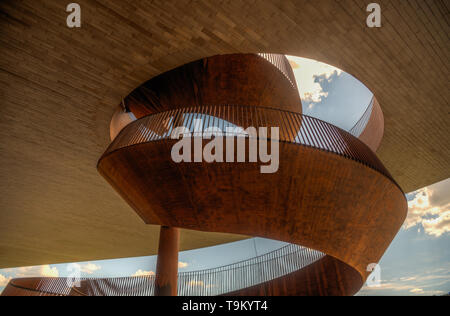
left=287, top=55, right=373, bottom=130
left=357, top=178, right=450, bottom=296
left=1, top=56, right=448, bottom=296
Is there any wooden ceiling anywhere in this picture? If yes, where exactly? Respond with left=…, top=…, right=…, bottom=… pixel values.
left=0, top=0, right=448, bottom=268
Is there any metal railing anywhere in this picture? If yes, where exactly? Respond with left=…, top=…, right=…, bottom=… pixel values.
left=349, top=97, right=374, bottom=137
left=178, top=243, right=322, bottom=296
left=103, top=104, right=398, bottom=187
left=5, top=103, right=399, bottom=296
left=257, top=53, right=298, bottom=90
left=258, top=53, right=374, bottom=140
left=4, top=244, right=324, bottom=296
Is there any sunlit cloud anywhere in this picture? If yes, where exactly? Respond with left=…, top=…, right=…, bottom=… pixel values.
left=408, top=288, right=443, bottom=295
left=362, top=281, right=416, bottom=292
left=178, top=261, right=188, bottom=269
left=132, top=269, right=155, bottom=277
left=359, top=279, right=447, bottom=296
left=41, top=265, right=59, bottom=277
left=0, top=274, right=12, bottom=287
left=14, top=265, right=59, bottom=278
left=410, top=288, right=424, bottom=294
left=287, top=55, right=342, bottom=105
left=404, top=188, right=439, bottom=228
left=400, top=276, right=417, bottom=282
left=421, top=211, right=450, bottom=237
left=404, top=179, right=450, bottom=237
left=358, top=264, right=450, bottom=296
left=71, top=263, right=102, bottom=275
left=289, top=60, right=300, bottom=69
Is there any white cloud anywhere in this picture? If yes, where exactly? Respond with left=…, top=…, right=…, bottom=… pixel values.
left=361, top=281, right=415, bottom=292
left=0, top=274, right=12, bottom=287
left=14, top=265, right=59, bottom=278
left=287, top=55, right=342, bottom=104
left=413, top=273, right=450, bottom=283
left=428, top=290, right=445, bottom=295
left=71, top=262, right=102, bottom=275
left=410, top=288, right=424, bottom=294
left=421, top=211, right=450, bottom=237
left=132, top=269, right=155, bottom=277
left=359, top=280, right=436, bottom=296
left=3, top=262, right=101, bottom=281
left=359, top=266, right=450, bottom=296
left=404, top=187, right=439, bottom=228
left=178, top=261, right=188, bottom=269
left=400, top=276, right=417, bottom=282
left=41, top=265, right=59, bottom=277
left=404, top=179, right=450, bottom=237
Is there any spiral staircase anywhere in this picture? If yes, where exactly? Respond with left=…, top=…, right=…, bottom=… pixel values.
left=2, top=54, right=407, bottom=296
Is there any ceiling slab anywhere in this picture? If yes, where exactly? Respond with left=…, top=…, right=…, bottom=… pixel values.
left=0, top=0, right=448, bottom=268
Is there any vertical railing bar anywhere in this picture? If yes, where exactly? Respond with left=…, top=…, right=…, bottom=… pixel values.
left=318, top=119, right=339, bottom=153
left=283, top=111, right=296, bottom=142
left=276, top=108, right=288, bottom=142
left=185, top=107, right=194, bottom=133
left=318, top=119, right=340, bottom=154
left=293, top=113, right=306, bottom=145
left=302, top=116, right=316, bottom=147
left=163, top=110, right=174, bottom=139
left=324, top=123, right=347, bottom=156
left=308, top=117, right=326, bottom=150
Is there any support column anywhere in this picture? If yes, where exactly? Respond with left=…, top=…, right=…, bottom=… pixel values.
left=155, top=226, right=180, bottom=296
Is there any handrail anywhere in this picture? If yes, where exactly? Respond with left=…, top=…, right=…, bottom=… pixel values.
left=258, top=53, right=373, bottom=140
left=3, top=244, right=324, bottom=296
left=102, top=104, right=399, bottom=189
left=3, top=105, right=401, bottom=297
left=177, top=243, right=322, bottom=296
left=349, top=97, right=374, bottom=137
left=257, top=53, right=298, bottom=90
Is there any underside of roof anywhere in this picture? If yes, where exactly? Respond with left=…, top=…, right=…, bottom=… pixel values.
left=0, top=0, right=448, bottom=268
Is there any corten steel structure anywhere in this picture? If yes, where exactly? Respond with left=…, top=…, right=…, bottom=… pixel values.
left=3, top=53, right=406, bottom=296
left=0, top=0, right=448, bottom=296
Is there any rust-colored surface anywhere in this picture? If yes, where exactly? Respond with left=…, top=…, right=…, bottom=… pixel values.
left=123, top=54, right=302, bottom=143
left=2, top=250, right=359, bottom=296
left=1, top=1, right=448, bottom=270
left=359, top=98, right=385, bottom=152
left=93, top=53, right=406, bottom=296
left=155, top=226, right=180, bottom=296
left=94, top=102, right=406, bottom=296
left=1, top=278, right=62, bottom=296
left=224, top=256, right=362, bottom=296
left=110, top=106, right=135, bottom=141
left=99, top=139, right=406, bottom=283
left=126, top=54, right=301, bottom=118
left=1, top=52, right=406, bottom=296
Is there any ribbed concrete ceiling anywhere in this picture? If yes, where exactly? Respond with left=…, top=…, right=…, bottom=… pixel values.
left=0, top=0, right=448, bottom=268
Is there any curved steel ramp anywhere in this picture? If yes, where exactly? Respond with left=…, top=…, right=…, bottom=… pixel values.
left=2, top=54, right=406, bottom=296
left=3, top=244, right=335, bottom=296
